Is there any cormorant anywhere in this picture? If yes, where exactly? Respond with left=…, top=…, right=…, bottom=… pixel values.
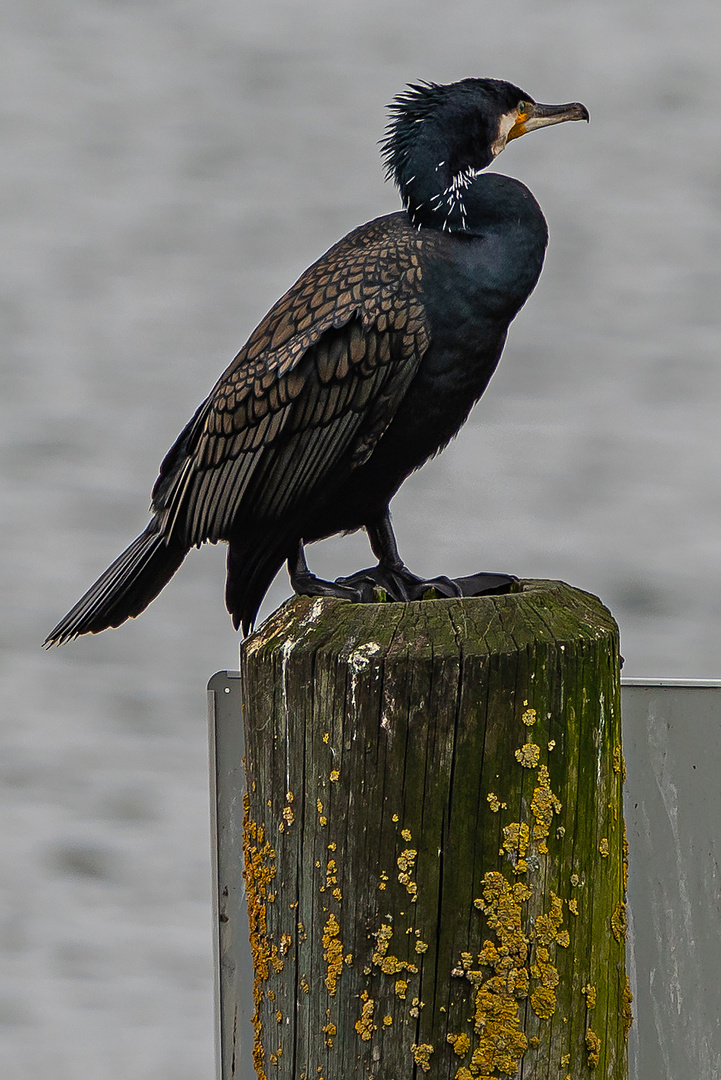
left=45, top=78, right=588, bottom=646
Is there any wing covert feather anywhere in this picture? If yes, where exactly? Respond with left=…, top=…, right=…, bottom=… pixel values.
left=151, top=215, right=436, bottom=547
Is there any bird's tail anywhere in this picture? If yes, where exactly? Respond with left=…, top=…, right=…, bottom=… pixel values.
left=44, top=525, right=188, bottom=646
left=225, top=535, right=291, bottom=636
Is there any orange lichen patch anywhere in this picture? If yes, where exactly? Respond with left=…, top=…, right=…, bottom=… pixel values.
left=371, top=922, right=418, bottom=977
left=528, top=893, right=565, bottom=1020
left=355, top=991, right=375, bottom=1041
left=397, top=848, right=419, bottom=900
left=599, top=838, right=609, bottom=858
left=322, top=1018, right=336, bottom=1048
left=275, top=1010, right=282, bottom=1023
left=329, top=769, right=340, bottom=782
left=582, top=983, right=597, bottom=1009
left=612, top=745, right=626, bottom=782
left=515, top=743, right=540, bottom=768
left=522, top=708, right=537, bottom=726
left=410, top=1043, right=434, bottom=1072
left=611, top=901, right=627, bottom=943
left=534, top=892, right=564, bottom=946
left=585, top=1028, right=601, bottom=1068
left=322, top=913, right=343, bottom=995
left=530, top=765, right=562, bottom=854
left=622, top=975, right=634, bottom=1041
left=530, top=946, right=559, bottom=1020
left=242, top=794, right=278, bottom=1080
left=464, top=872, right=531, bottom=1075
left=502, top=821, right=530, bottom=874
left=447, top=1032, right=471, bottom=1056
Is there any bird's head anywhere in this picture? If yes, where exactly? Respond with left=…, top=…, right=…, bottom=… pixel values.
left=382, top=78, right=589, bottom=229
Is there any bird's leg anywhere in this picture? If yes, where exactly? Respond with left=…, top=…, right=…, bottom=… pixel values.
left=288, top=541, right=378, bottom=603
left=338, top=509, right=518, bottom=600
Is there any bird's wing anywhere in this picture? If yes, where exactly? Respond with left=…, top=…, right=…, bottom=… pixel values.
left=151, top=215, right=434, bottom=547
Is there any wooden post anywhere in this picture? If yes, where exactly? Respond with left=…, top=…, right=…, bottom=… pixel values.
left=239, top=580, right=630, bottom=1080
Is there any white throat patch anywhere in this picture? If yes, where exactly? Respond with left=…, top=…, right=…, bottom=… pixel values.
left=491, top=109, right=519, bottom=157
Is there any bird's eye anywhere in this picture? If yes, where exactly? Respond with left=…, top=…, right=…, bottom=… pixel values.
left=517, top=100, right=530, bottom=116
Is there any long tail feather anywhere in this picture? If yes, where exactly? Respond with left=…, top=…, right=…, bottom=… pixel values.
left=45, top=526, right=187, bottom=646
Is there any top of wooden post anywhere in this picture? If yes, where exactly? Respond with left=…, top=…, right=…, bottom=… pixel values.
left=243, top=578, right=618, bottom=661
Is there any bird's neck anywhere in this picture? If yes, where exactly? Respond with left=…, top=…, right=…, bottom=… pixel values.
left=400, top=166, right=540, bottom=237
left=401, top=163, right=481, bottom=232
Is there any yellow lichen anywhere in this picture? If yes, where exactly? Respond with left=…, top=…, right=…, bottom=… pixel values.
left=561, top=1052, right=571, bottom=1066
left=401, top=828, right=412, bottom=841
left=415, top=940, right=429, bottom=953
left=548, top=739, right=556, bottom=751
left=282, top=805, right=294, bottom=827
left=585, top=1028, right=601, bottom=1067
left=329, top=769, right=339, bottom=782
left=397, top=848, right=419, bottom=900
left=322, top=732, right=329, bottom=743
left=486, top=792, right=501, bottom=813
left=612, top=745, right=626, bottom=781
left=371, top=922, right=418, bottom=977
left=568, top=898, right=579, bottom=916
left=242, top=794, right=279, bottom=1080
left=395, top=979, right=408, bottom=999
left=354, top=991, right=375, bottom=1041
left=275, top=1010, right=282, bottom=1023
left=556, top=930, right=570, bottom=948
left=622, top=821, right=629, bottom=895
left=447, top=1032, right=471, bottom=1056
left=611, top=901, right=627, bottom=943
left=322, top=914, right=343, bottom=995
left=522, top=708, right=537, bottom=726
left=582, top=983, right=597, bottom=1009
left=322, top=1016, right=336, bottom=1048
left=502, top=822, right=530, bottom=873
left=599, top=838, right=609, bottom=857
left=382, top=1015, right=393, bottom=1027
left=515, top=743, right=541, bottom=768
left=466, top=872, right=531, bottom=1074
left=622, top=975, right=634, bottom=1041
left=530, top=765, right=562, bottom=854
left=410, top=1043, right=434, bottom=1072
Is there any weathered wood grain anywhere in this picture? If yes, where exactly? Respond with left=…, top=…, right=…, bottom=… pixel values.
left=240, top=581, right=629, bottom=1079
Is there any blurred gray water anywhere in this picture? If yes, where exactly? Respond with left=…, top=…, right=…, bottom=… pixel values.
left=3, top=0, right=721, bottom=1076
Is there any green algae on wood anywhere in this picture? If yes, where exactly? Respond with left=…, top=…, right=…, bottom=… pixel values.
left=239, top=580, right=629, bottom=1078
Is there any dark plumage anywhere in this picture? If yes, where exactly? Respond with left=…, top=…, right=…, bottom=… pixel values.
left=45, top=77, right=588, bottom=645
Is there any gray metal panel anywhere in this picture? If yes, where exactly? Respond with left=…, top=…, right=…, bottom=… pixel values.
left=207, top=671, right=254, bottom=1080
left=209, top=672, right=721, bottom=1080
left=623, top=681, right=721, bottom=1080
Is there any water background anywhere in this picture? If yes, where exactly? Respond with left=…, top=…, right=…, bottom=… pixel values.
left=3, top=1, right=721, bottom=1076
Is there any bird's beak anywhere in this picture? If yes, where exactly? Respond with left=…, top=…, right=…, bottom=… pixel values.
left=507, top=100, right=590, bottom=141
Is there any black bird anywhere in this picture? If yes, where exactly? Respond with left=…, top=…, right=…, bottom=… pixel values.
left=45, top=78, right=588, bottom=646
